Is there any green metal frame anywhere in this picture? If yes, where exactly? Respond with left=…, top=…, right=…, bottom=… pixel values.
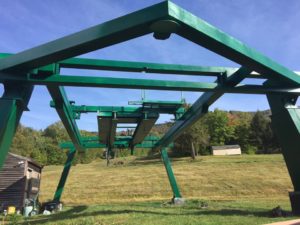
left=0, top=83, right=33, bottom=167
left=154, top=67, right=252, bottom=150
left=53, top=147, right=76, bottom=202
left=60, top=136, right=173, bottom=150
left=0, top=0, right=299, bottom=211
left=161, top=148, right=181, bottom=198
left=56, top=137, right=175, bottom=200
left=2, top=73, right=300, bottom=94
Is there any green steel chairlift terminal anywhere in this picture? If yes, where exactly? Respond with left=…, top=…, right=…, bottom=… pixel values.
left=1, top=1, right=300, bottom=215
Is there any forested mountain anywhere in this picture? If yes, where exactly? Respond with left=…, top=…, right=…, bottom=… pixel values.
left=9, top=109, right=280, bottom=165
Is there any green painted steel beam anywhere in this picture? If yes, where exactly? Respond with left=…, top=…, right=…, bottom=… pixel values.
left=268, top=95, right=300, bottom=190
left=1, top=72, right=298, bottom=94
left=0, top=53, right=266, bottom=79
left=60, top=57, right=225, bottom=75
left=266, top=91, right=300, bottom=215
left=60, top=142, right=105, bottom=149
left=0, top=53, right=11, bottom=59
left=70, top=105, right=183, bottom=115
left=0, top=100, right=18, bottom=169
left=13, top=74, right=299, bottom=94
left=154, top=67, right=252, bottom=150
left=60, top=135, right=164, bottom=149
left=98, top=111, right=159, bottom=119
left=0, top=1, right=170, bottom=72
left=54, top=102, right=185, bottom=115
left=53, top=147, right=76, bottom=202
left=167, top=1, right=300, bottom=85
left=0, top=52, right=289, bottom=80
left=0, top=0, right=299, bottom=85
left=59, top=57, right=243, bottom=77
left=70, top=105, right=142, bottom=113
left=60, top=140, right=173, bottom=150
left=77, top=135, right=160, bottom=142
left=129, top=99, right=184, bottom=106
left=0, top=84, right=33, bottom=169
left=47, top=85, right=83, bottom=149
left=161, top=148, right=182, bottom=198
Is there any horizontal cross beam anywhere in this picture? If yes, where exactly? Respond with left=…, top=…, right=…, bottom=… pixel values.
left=60, top=140, right=171, bottom=149
left=59, top=57, right=264, bottom=79
left=77, top=135, right=160, bottom=142
left=1, top=53, right=300, bottom=81
left=98, top=111, right=159, bottom=119
left=2, top=73, right=299, bottom=95
left=0, top=53, right=260, bottom=79
left=60, top=135, right=163, bottom=149
left=59, top=104, right=184, bottom=115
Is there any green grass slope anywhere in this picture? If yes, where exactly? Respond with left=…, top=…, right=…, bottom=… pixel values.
left=9, top=155, right=300, bottom=224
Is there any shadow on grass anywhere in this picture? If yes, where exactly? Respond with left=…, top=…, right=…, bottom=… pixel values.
left=131, top=155, right=193, bottom=167
left=197, top=209, right=268, bottom=217
left=21, top=205, right=273, bottom=224
left=130, top=159, right=163, bottom=166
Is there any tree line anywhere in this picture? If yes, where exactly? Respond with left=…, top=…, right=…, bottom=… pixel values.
left=10, top=122, right=103, bottom=166
left=9, top=109, right=280, bottom=165
left=165, top=109, right=280, bottom=156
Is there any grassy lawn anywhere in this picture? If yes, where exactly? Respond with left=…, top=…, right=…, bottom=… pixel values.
left=3, top=154, right=299, bottom=224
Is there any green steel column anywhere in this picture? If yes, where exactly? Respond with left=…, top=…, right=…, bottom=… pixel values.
left=267, top=92, right=300, bottom=215
left=53, top=147, right=76, bottom=202
left=130, top=146, right=134, bottom=155
left=0, top=83, right=33, bottom=169
left=106, top=147, right=111, bottom=166
left=161, top=148, right=182, bottom=199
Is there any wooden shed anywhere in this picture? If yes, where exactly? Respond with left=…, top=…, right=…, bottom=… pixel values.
left=212, top=145, right=241, bottom=156
left=0, top=153, right=42, bottom=211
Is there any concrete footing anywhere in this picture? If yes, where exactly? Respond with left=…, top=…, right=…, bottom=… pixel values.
left=172, top=197, right=185, bottom=205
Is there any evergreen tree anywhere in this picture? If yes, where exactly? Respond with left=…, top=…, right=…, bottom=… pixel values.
left=250, top=111, right=280, bottom=153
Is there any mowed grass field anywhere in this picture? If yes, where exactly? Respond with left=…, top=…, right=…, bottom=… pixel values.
left=13, top=155, right=300, bottom=224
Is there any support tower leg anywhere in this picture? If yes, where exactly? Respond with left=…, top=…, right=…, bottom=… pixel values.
left=267, top=93, right=300, bottom=215
left=161, top=148, right=184, bottom=204
left=106, top=147, right=111, bottom=166
left=0, top=83, right=33, bottom=169
left=130, top=146, right=134, bottom=156
left=53, top=147, right=76, bottom=202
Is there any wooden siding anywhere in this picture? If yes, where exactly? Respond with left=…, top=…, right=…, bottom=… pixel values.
left=0, top=154, right=26, bottom=210
left=0, top=153, right=42, bottom=210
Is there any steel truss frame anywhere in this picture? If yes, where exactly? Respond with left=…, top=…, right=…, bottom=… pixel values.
left=0, top=0, right=300, bottom=212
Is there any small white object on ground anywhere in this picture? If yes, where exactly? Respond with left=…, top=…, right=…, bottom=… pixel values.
left=43, top=210, right=51, bottom=215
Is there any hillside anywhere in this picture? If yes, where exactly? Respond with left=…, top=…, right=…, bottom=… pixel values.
left=40, top=154, right=291, bottom=204
left=8, top=109, right=280, bottom=167
left=15, top=154, right=295, bottom=225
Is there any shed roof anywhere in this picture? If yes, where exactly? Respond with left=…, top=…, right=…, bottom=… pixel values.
left=8, top=153, right=42, bottom=168
left=212, top=145, right=241, bottom=150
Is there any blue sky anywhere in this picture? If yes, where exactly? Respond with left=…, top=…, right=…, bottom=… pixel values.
left=0, top=0, right=300, bottom=131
